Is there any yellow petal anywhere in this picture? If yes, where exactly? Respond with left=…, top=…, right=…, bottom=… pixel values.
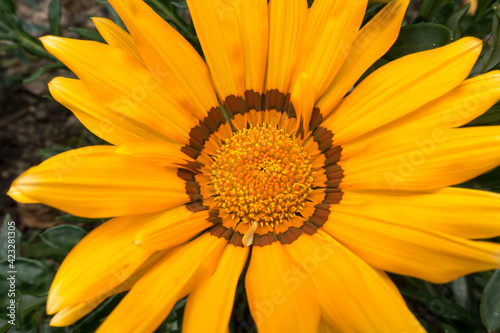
left=49, top=251, right=165, bottom=326
left=46, top=211, right=163, bottom=314
left=48, top=77, right=174, bottom=145
left=7, top=185, right=39, bottom=203
left=341, top=187, right=500, bottom=239
left=183, top=245, right=249, bottom=333
left=323, top=37, right=482, bottom=145
left=265, top=0, right=307, bottom=93
left=245, top=242, right=320, bottom=333
left=323, top=210, right=500, bottom=283
left=342, top=70, right=500, bottom=159
left=91, top=17, right=143, bottom=64
left=41, top=36, right=197, bottom=144
left=290, top=73, right=315, bottom=133
left=96, top=233, right=227, bottom=333
left=115, top=140, right=188, bottom=166
left=234, top=0, right=268, bottom=93
left=11, top=147, right=190, bottom=218
left=107, top=0, right=218, bottom=120
left=291, top=0, right=368, bottom=98
left=285, top=233, right=425, bottom=332
left=134, top=206, right=212, bottom=250
left=316, top=0, right=409, bottom=119
left=340, top=126, right=500, bottom=191
left=186, top=0, right=245, bottom=101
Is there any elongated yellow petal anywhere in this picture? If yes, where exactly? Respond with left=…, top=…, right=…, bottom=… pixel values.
left=11, top=147, right=190, bottom=218
left=291, top=73, right=315, bottom=133
left=134, top=206, right=212, bottom=250
left=285, top=233, right=425, bottom=332
left=342, top=71, right=500, bottom=159
left=340, top=126, right=500, bottom=191
left=183, top=245, right=249, bottom=333
left=316, top=0, right=409, bottom=119
left=245, top=242, right=320, bottom=333
left=48, top=77, right=174, bottom=145
left=96, top=233, right=227, bottom=333
left=41, top=36, right=197, bottom=144
left=323, top=37, right=482, bottom=145
left=91, top=17, right=143, bottom=64
left=265, top=0, right=307, bottom=93
left=186, top=0, right=245, bottom=101
left=115, top=140, right=188, bottom=166
left=6, top=185, right=39, bottom=203
left=291, top=0, right=367, bottom=98
left=234, top=0, right=268, bottom=93
left=341, top=188, right=500, bottom=239
left=46, top=211, right=161, bottom=314
left=107, top=0, right=218, bottom=120
left=50, top=251, right=166, bottom=326
left=323, top=211, right=500, bottom=283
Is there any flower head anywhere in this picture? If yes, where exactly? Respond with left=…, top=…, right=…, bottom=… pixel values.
left=8, top=0, right=500, bottom=332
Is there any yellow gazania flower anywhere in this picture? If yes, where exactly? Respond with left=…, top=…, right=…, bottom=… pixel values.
left=8, top=0, right=500, bottom=331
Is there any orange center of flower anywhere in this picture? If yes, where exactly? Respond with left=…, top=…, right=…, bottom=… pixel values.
left=211, top=126, right=313, bottom=227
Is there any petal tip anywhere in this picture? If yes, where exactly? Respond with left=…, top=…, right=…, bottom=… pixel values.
left=7, top=185, right=38, bottom=204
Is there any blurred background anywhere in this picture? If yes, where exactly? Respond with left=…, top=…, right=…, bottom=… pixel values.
left=2, top=0, right=500, bottom=332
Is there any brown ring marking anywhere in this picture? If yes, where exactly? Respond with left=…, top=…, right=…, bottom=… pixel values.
left=209, top=223, right=244, bottom=246
left=180, top=92, right=344, bottom=245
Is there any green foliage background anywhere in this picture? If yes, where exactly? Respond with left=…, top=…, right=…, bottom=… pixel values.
left=2, top=0, right=500, bottom=332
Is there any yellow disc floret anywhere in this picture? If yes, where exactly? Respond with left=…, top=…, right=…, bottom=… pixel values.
left=211, top=125, right=313, bottom=227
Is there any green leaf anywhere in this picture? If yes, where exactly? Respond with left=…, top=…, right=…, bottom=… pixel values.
left=481, top=270, right=500, bottom=330
left=384, top=23, right=453, bottom=61
left=20, top=294, right=47, bottom=314
left=40, top=225, right=87, bottom=252
left=0, top=258, right=55, bottom=296
left=57, top=214, right=108, bottom=224
left=400, top=288, right=474, bottom=323
left=472, top=4, right=500, bottom=74
left=440, top=323, right=458, bottom=333
left=40, top=147, right=69, bottom=160
left=22, top=242, right=66, bottom=262
left=23, top=62, right=65, bottom=83
left=0, top=215, right=21, bottom=260
left=0, top=0, right=16, bottom=14
left=446, top=4, right=471, bottom=40
left=418, top=0, right=449, bottom=21
left=48, top=0, right=62, bottom=36
left=429, top=0, right=454, bottom=25
left=69, top=27, right=105, bottom=43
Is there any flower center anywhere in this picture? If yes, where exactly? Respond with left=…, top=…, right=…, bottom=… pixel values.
left=211, top=126, right=313, bottom=228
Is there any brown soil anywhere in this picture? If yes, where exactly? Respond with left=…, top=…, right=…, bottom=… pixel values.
left=0, top=0, right=107, bottom=231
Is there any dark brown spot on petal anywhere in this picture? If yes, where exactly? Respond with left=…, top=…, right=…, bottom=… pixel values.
left=224, top=95, right=247, bottom=117
left=310, top=107, right=323, bottom=132
left=276, top=227, right=303, bottom=245
left=245, top=90, right=264, bottom=111
left=208, top=224, right=245, bottom=247
left=181, top=106, right=228, bottom=160
left=253, top=232, right=278, bottom=247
